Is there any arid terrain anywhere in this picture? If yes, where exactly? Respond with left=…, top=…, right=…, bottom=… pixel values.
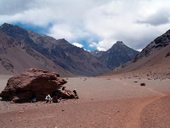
left=0, top=75, right=169, bottom=128
left=0, top=1, right=170, bottom=128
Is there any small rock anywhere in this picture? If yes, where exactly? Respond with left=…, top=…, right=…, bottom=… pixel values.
left=140, top=83, right=146, bottom=86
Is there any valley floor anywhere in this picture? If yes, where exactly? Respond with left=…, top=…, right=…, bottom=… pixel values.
left=0, top=75, right=169, bottom=128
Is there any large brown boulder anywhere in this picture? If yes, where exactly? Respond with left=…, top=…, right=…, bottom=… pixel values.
left=0, top=68, right=67, bottom=102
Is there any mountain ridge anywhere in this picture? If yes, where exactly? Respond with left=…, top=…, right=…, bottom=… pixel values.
left=92, top=41, right=139, bottom=69
left=113, top=29, right=170, bottom=78
left=0, top=23, right=110, bottom=76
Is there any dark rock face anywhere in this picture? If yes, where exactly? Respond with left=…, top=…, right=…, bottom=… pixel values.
left=90, top=50, right=104, bottom=58
left=93, top=41, right=139, bottom=69
left=0, top=68, right=67, bottom=102
left=135, top=29, right=170, bottom=60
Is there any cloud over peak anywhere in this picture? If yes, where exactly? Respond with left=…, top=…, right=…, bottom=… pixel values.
left=0, top=0, right=170, bottom=51
left=72, top=42, right=84, bottom=48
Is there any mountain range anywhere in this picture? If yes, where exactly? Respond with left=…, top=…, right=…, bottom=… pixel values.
left=91, top=41, right=139, bottom=69
left=0, top=23, right=141, bottom=76
left=114, top=29, right=170, bottom=78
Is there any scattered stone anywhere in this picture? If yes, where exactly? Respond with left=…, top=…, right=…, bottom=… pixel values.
left=134, top=81, right=138, bottom=83
left=140, top=83, right=146, bottom=86
left=165, top=52, right=170, bottom=57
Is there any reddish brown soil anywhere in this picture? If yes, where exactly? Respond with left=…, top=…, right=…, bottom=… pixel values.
left=0, top=76, right=169, bottom=128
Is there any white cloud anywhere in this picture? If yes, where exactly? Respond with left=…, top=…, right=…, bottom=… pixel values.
left=84, top=48, right=90, bottom=52
left=48, top=24, right=74, bottom=41
left=72, top=42, right=83, bottom=48
left=84, top=0, right=170, bottom=50
left=137, top=49, right=142, bottom=52
left=0, top=0, right=35, bottom=15
left=137, top=9, right=170, bottom=26
left=0, top=0, right=170, bottom=51
left=89, top=39, right=116, bottom=51
left=89, top=42, right=97, bottom=49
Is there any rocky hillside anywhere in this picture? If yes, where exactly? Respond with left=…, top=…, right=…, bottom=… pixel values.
left=0, top=23, right=109, bottom=76
left=0, top=25, right=70, bottom=76
left=92, top=41, right=139, bottom=69
left=134, top=29, right=170, bottom=61
left=114, top=29, right=170, bottom=78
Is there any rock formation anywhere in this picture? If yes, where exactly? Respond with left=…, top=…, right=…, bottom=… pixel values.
left=0, top=68, right=68, bottom=103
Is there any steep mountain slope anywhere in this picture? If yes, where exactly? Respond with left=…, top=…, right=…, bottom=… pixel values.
left=91, top=50, right=104, bottom=58
left=0, top=23, right=109, bottom=76
left=114, top=29, right=170, bottom=78
left=0, top=29, right=70, bottom=76
left=28, top=31, right=110, bottom=76
left=93, top=41, right=139, bottom=69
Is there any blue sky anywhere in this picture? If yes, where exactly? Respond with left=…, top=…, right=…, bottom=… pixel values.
left=0, top=0, right=170, bottom=51
left=15, top=22, right=50, bottom=34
